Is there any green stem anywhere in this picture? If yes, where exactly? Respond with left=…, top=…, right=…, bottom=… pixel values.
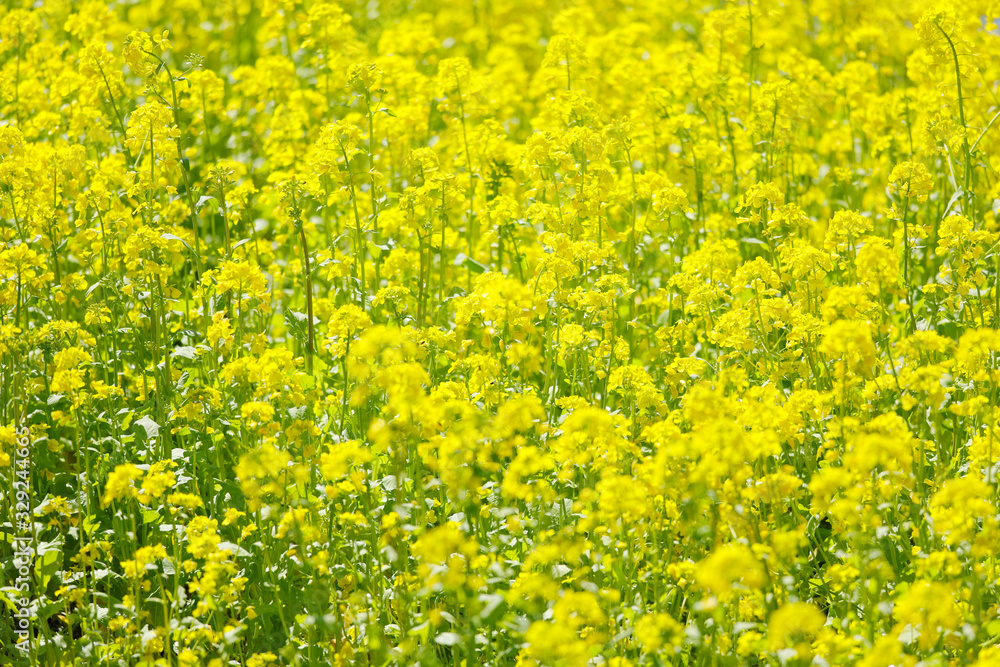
left=934, top=21, right=972, bottom=215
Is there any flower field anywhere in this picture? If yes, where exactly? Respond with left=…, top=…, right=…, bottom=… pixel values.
left=3, top=0, right=1000, bottom=665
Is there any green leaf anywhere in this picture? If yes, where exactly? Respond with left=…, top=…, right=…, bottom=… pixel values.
left=219, top=541, right=252, bottom=558
left=476, top=593, right=505, bottom=625
left=0, top=589, right=19, bottom=613
left=36, top=545, right=62, bottom=589
left=434, top=632, right=462, bottom=646
left=83, top=514, right=100, bottom=537
left=283, top=309, right=314, bottom=345
left=453, top=252, right=488, bottom=274
left=135, top=415, right=160, bottom=439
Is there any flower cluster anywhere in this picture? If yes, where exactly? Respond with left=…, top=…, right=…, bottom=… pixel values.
left=2, top=1, right=1000, bottom=666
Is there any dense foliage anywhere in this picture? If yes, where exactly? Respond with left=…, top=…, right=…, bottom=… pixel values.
left=2, top=1, right=1000, bottom=665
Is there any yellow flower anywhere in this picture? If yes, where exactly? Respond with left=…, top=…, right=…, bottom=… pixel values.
left=122, top=30, right=154, bottom=77
left=634, top=612, right=683, bottom=652
left=888, top=161, right=934, bottom=202
left=246, top=653, right=279, bottom=667
left=240, top=401, right=275, bottom=426
left=694, top=543, right=766, bottom=601
left=892, top=580, right=962, bottom=650
left=767, top=602, right=825, bottom=655
left=139, top=460, right=176, bottom=503
left=819, top=320, right=877, bottom=378
left=101, top=464, right=143, bottom=507
left=185, top=516, right=221, bottom=559
left=216, top=260, right=269, bottom=303
left=929, top=476, right=995, bottom=545
left=207, top=312, right=235, bottom=351
left=523, top=590, right=607, bottom=665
